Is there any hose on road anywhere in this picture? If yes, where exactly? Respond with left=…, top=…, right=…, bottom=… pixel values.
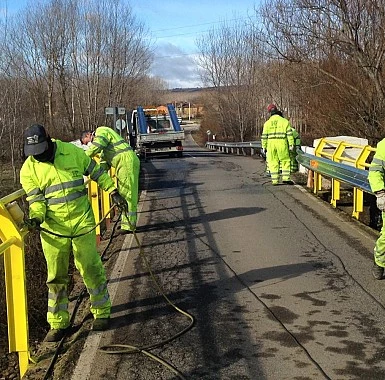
left=38, top=208, right=194, bottom=380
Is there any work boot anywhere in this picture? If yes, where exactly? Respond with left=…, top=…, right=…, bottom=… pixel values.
left=283, top=180, right=294, bottom=185
left=372, top=263, right=384, bottom=280
left=45, top=328, right=69, bottom=342
left=92, top=318, right=110, bottom=331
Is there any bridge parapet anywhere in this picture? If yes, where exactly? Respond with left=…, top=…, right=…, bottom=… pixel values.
left=206, top=137, right=376, bottom=220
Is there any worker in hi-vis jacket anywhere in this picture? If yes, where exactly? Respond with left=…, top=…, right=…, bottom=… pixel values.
left=289, top=126, right=301, bottom=173
left=368, top=138, right=385, bottom=280
left=20, top=124, right=127, bottom=341
left=81, top=126, right=140, bottom=233
left=261, top=104, right=295, bottom=185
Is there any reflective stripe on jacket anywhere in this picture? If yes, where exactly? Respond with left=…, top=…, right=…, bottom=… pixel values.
left=20, top=140, right=116, bottom=226
left=261, top=115, right=294, bottom=150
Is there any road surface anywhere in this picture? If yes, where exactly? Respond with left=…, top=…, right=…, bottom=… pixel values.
left=26, top=126, right=385, bottom=380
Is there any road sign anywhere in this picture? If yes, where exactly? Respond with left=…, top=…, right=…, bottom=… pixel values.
left=118, top=107, right=126, bottom=115
left=116, top=119, right=126, bottom=130
left=105, top=107, right=115, bottom=115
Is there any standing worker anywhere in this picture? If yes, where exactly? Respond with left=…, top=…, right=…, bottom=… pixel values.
left=81, top=126, right=140, bottom=233
left=261, top=104, right=295, bottom=185
left=20, top=124, right=127, bottom=341
left=289, top=126, right=301, bottom=173
left=368, top=138, right=385, bottom=279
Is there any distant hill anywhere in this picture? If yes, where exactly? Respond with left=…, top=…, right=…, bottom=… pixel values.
left=162, top=87, right=213, bottom=104
left=169, top=87, right=206, bottom=92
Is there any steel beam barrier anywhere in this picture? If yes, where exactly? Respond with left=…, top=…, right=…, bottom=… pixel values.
left=312, top=139, right=375, bottom=219
left=206, top=139, right=375, bottom=219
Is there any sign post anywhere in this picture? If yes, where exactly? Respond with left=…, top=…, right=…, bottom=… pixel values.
left=105, top=107, right=126, bottom=135
left=206, top=129, right=212, bottom=142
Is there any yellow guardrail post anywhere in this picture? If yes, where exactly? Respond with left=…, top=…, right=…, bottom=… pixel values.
left=311, top=138, right=376, bottom=220
left=102, top=188, right=111, bottom=229
left=0, top=195, right=29, bottom=378
left=110, top=167, right=118, bottom=222
left=353, top=146, right=373, bottom=219
left=88, top=180, right=101, bottom=243
left=314, top=138, right=327, bottom=194
left=330, top=142, right=345, bottom=208
left=88, top=155, right=106, bottom=243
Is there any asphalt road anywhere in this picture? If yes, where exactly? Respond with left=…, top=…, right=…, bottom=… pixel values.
left=32, top=127, right=385, bottom=380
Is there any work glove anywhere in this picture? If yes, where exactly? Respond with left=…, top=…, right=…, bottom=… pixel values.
left=24, top=217, right=41, bottom=231
left=111, top=190, right=127, bottom=211
left=376, top=190, right=385, bottom=211
left=289, top=145, right=295, bottom=152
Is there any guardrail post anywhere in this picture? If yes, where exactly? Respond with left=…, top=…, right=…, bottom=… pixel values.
left=88, top=180, right=101, bottom=243
left=330, top=142, right=345, bottom=207
left=0, top=200, right=29, bottom=378
left=314, top=171, right=322, bottom=193
left=313, top=139, right=328, bottom=194
left=352, top=146, right=373, bottom=219
left=102, top=189, right=111, bottom=229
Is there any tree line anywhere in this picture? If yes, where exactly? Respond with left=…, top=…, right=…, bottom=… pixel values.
left=2, top=0, right=385, bottom=182
left=0, top=0, right=167, bottom=186
left=197, top=0, right=385, bottom=146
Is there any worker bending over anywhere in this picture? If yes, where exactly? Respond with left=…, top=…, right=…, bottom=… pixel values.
left=20, top=124, right=127, bottom=341
left=81, top=126, right=140, bottom=233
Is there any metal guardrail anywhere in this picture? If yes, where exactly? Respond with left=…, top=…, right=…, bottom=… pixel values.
left=296, top=150, right=371, bottom=192
left=0, top=167, right=115, bottom=377
left=0, top=193, right=29, bottom=378
left=206, top=141, right=261, bottom=154
left=206, top=138, right=376, bottom=220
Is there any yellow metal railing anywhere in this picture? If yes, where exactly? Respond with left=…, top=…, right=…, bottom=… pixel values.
left=0, top=190, right=30, bottom=378
left=313, top=138, right=376, bottom=219
left=0, top=174, right=114, bottom=378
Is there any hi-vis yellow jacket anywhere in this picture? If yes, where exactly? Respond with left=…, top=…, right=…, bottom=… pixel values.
left=369, top=138, right=385, bottom=193
left=261, top=115, right=294, bottom=150
left=85, top=126, right=133, bottom=168
left=20, top=140, right=116, bottom=232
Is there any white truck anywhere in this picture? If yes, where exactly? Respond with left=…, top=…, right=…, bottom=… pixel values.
left=130, top=104, right=185, bottom=158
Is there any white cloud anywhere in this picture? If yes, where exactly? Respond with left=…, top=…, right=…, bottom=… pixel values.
left=150, top=42, right=202, bottom=89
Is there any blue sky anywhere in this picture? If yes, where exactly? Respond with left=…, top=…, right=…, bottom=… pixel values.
left=1, top=0, right=260, bottom=88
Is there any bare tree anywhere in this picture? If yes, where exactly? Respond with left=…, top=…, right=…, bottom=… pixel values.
left=197, top=19, right=264, bottom=141
left=260, top=0, right=385, bottom=142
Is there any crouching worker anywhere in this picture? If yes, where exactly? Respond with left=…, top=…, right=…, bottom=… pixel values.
left=81, top=126, right=140, bottom=233
left=368, top=138, right=385, bottom=280
left=20, top=124, right=127, bottom=341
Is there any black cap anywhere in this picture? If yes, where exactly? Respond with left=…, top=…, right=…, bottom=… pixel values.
left=24, top=124, right=49, bottom=156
